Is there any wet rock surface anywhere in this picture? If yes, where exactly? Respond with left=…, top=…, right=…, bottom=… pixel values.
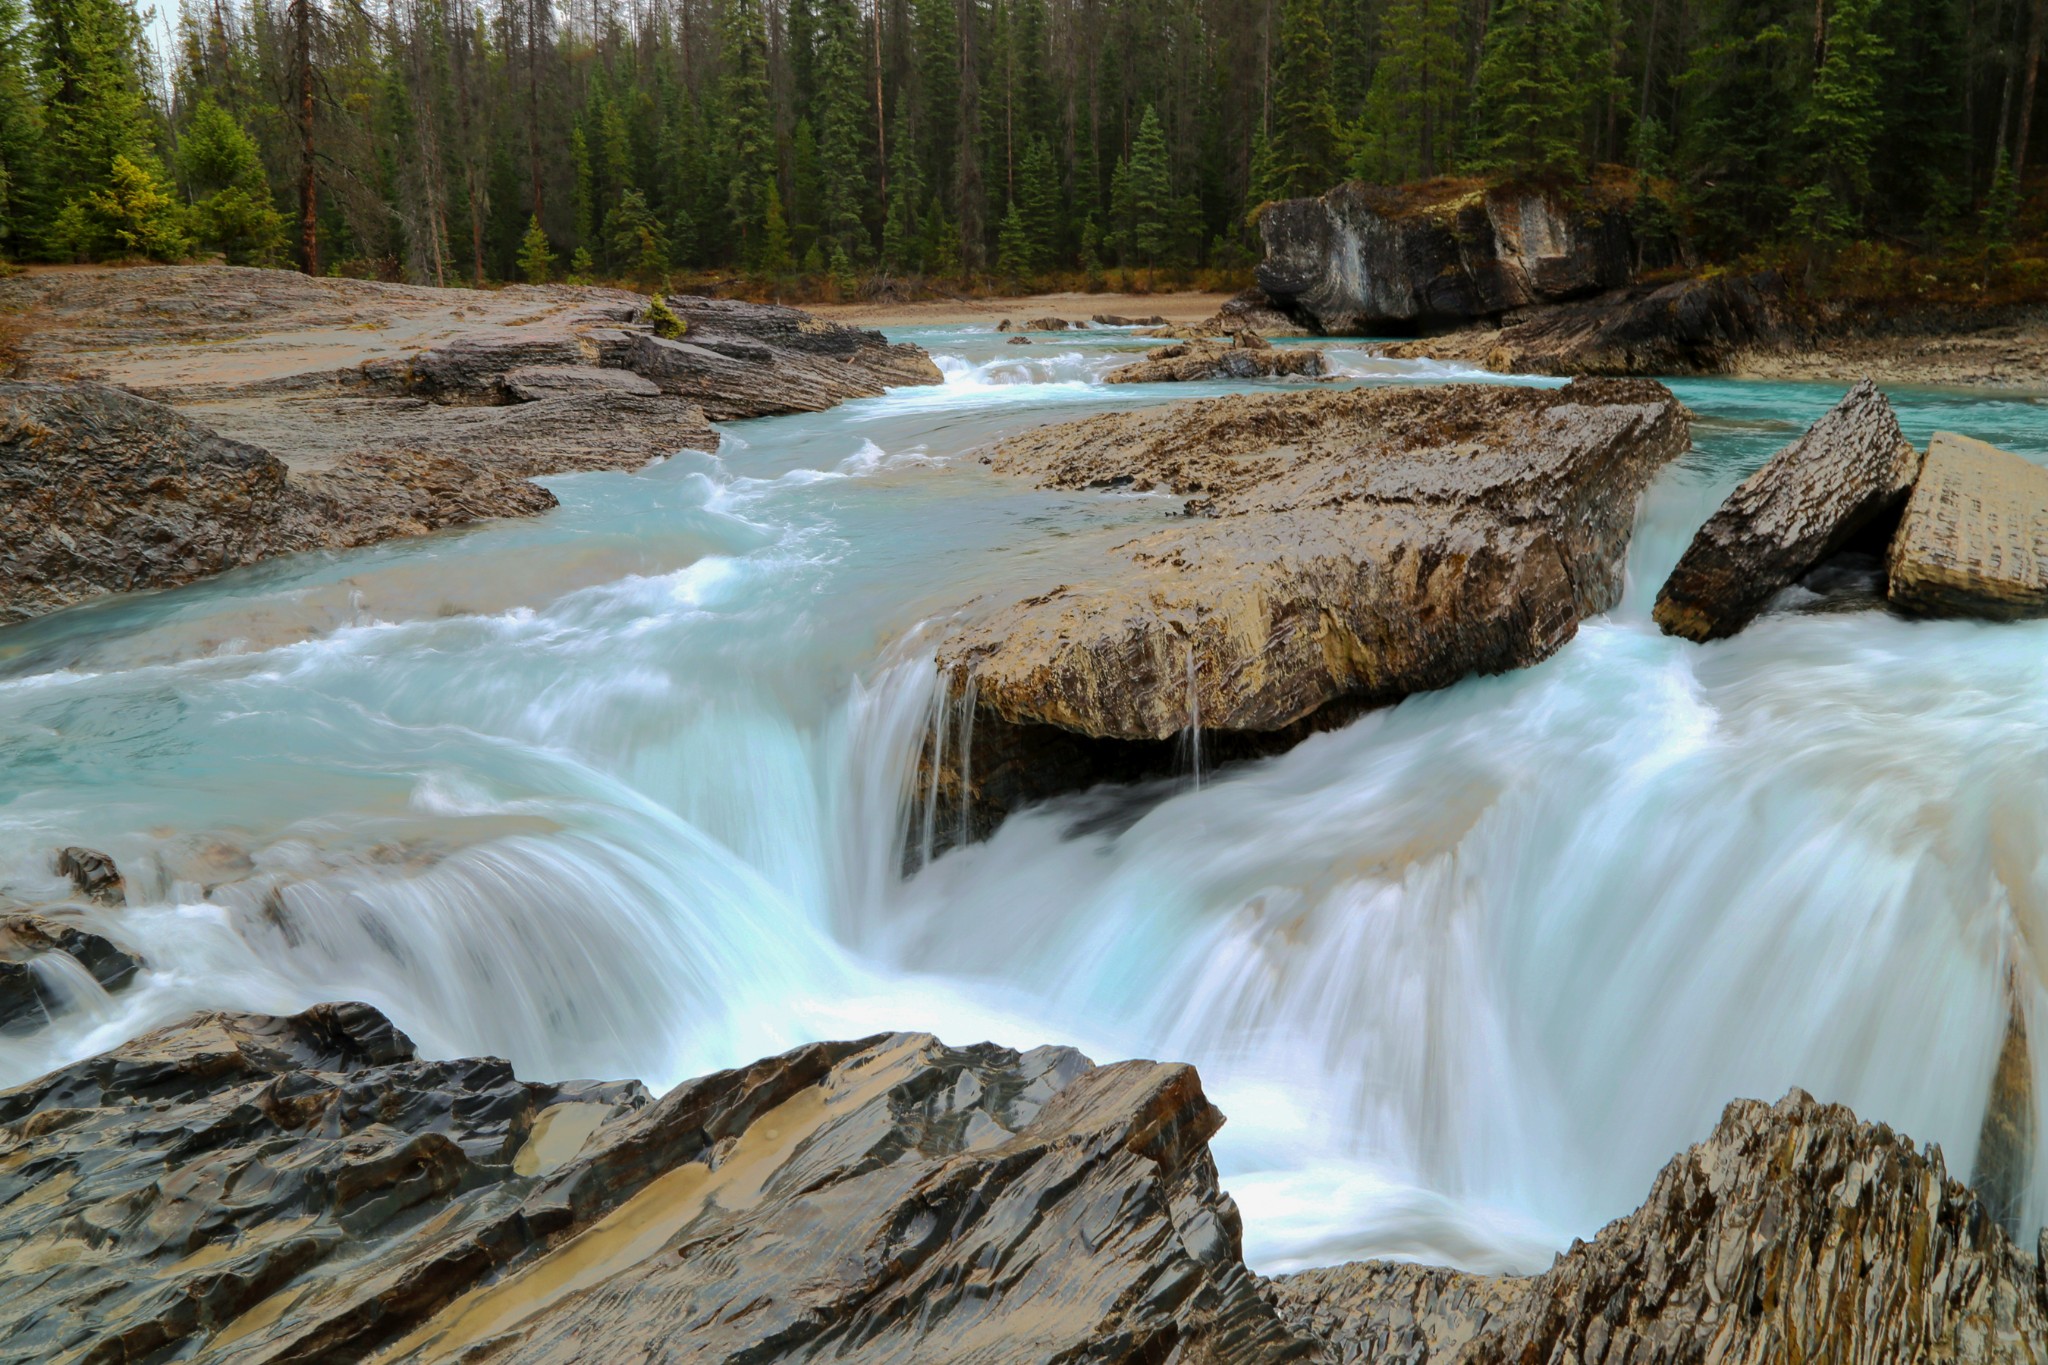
left=55, top=847, right=122, bottom=905
left=0, top=267, right=941, bottom=624
left=1103, top=335, right=1326, bottom=383
left=1888, top=431, right=2048, bottom=619
left=0, top=1002, right=1301, bottom=1365
left=930, top=379, right=1687, bottom=840
left=1379, top=273, right=1786, bottom=377
left=1655, top=379, right=1921, bottom=641
left=5, top=1006, right=2044, bottom=1363
left=0, top=913, right=140, bottom=1033
left=1267, top=1090, right=2048, bottom=1363
left=1255, top=178, right=1654, bottom=335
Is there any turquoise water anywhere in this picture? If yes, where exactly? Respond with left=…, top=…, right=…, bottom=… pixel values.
left=3, top=325, right=2046, bottom=1274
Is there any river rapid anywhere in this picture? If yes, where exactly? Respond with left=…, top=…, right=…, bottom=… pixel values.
left=2, top=327, right=2045, bottom=1275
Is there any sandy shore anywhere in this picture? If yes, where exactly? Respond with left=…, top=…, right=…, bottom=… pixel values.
left=804, top=290, right=1235, bottom=329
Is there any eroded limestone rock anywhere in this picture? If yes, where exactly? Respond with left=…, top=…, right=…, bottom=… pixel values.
left=1655, top=378, right=1921, bottom=641
left=930, top=380, right=1687, bottom=840
left=1888, top=431, right=2048, bottom=619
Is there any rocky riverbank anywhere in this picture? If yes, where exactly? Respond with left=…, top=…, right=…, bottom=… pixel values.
left=0, top=266, right=941, bottom=624
left=0, top=999, right=2039, bottom=1363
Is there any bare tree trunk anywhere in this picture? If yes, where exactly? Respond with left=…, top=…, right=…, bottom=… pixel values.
left=297, top=0, right=318, bottom=275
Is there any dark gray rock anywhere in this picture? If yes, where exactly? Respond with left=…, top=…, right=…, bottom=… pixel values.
left=0, top=913, right=140, bottom=1033
left=1655, top=379, right=1921, bottom=640
left=1104, top=336, right=1326, bottom=383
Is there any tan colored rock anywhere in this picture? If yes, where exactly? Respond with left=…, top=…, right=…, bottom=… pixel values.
left=1103, top=336, right=1324, bottom=384
left=1268, top=1089, right=2048, bottom=1364
left=1654, top=378, right=1921, bottom=641
left=1887, top=431, right=2048, bottom=618
left=926, top=381, right=1685, bottom=840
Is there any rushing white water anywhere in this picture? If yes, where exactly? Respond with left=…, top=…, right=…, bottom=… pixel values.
left=3, top=326, right=2045, bottom=1276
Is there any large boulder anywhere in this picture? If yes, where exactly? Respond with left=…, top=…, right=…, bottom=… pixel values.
left=1255, top=177, right=1655, bottom=334
left=1654, top=379, right=1922, bottom=641
left=929, top=380, right=1687, bottom=842
left=1266, top=1090, right=2048, bottom=1364
left=1887, top=432, right=2048, bottom=619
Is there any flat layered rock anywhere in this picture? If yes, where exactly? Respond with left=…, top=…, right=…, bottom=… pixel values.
left=502, top=364, right=661, bottom=401
left=1888, top=432, right=2048, bottom=618
left=1655, top=378, right=1921, bottom=641
left=1104, top=336, right=1326, bottom=384
left=1268, top=1090, right=2048, bottom=1363
left=928, top=380, right=1686, bottom=842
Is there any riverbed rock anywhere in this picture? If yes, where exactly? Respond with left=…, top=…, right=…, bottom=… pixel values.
left=1256, top=175, right=1658, bottom=335
left=1266, top=1089, right=2048, bottom=1363
left=1887, top=431, right=2048, bottom=619
left=1380, top=273, right=1787, bottom=377
left=0, top=913, right=140, bottom=1032
left=930, top=379, right=1687, bottom=841
left=0, top=1002, right=1303, bottom=1364
left=1007, top=334, right=1034, bottom=345
left=501, top=364, right=661, bottom=401
left=5, top=1004, right=2045, bottom=1363
left=55, top=846, right=122, bottom=905
left=1104, top=336, right=1326, bottom=384
left=1654, top=379, right=1921, bottom=641
left=1026, top=315, right=1074, bottom=331
left=1093, top=312, right=1169, bottom=327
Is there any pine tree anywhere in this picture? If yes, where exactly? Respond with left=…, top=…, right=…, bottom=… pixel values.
left=995, top=194, right=1030, bottom=275
left=790, top=117, right=821, bottom=259
left=604, top=187, right=669, bottom=281
left=1674, top=0, right=1800, bottom=254
left=32, top=0, right=162, bottom=254
left=54, top=152, right=189, bottom=259
left=1128, top=105, right=1172, bottom=265
left=1017, top=132, right=1058, bottom=268
left=177, top=98, right=283, bottom=264
left=758, top=181, right=795, bottom=273
left=1271, top=0, right=1340, bottom=196
left=813, top=0, right=870, bottom=263
left=0, top=0, right=46, bottom=258
left=718, top=0, right=776, bottom=265
left=517, top=213, right=553, bottom=281
left=881, top=107, right=923, bottom=270
left=1469, top=0, right=1602, bottom=177
left=1789, top=0, right=1891, bottom=246
left=1352, top=0, right=1463, bottom=181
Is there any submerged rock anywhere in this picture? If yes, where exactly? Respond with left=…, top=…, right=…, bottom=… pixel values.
left=55, top=846, right=122, bottom=905
left=1255, top=177, right=1653, bottom=334
left=0, top=913, right=140, bottom=1033
left=1888, top=431, right=2048, bottom=619
left=1268, top=1089, right=2048, bottom=1363
left=930, top=380, right=1687, bottom=841
left=1654, top=379, right=1921, bottom=641
left=1103, top=335, right=1326, bottom=384
left=1093, top=312, right=1168, bottom=327
left=4, top=1005, right=2043, bottom=1363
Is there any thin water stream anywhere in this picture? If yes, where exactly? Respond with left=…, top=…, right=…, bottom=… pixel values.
left=2, top=326, right=2045, bottom=1273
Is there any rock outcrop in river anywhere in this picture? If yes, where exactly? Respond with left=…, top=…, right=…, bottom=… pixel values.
left=1103, top=333, right=1325, bottom=383
left=0, top=267, right=941, bottom=624
left=1888, top=431, right=2048, bottom=618
left=3, top=1002, right=2042, bottom=1363
left=1655, top=379, right=1922, bottom=640
left=1254, top=176, right=1656, bottom=335
left=929, top=379, right=1688, bottom=844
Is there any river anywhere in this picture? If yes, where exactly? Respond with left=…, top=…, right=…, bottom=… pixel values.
left=1, top=326, right=2043, bottom=1275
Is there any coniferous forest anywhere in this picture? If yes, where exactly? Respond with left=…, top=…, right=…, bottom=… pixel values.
left=4, top=0, right=2048, bottom=291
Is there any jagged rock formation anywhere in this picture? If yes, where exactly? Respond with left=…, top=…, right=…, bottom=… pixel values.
left=1266, top=1090, right=2048, bottom=1363
left=930, top=379, right=1687, bottom=842
left=1654, top=380, right=1922, bottom=640
left=4, top=1006, right=2044, bottom=1364
left=0, top=268, right=941, bottom=624
left=1103, top=335, right=1326, bottom=383
left=1888, top=431, right=2048, bottom=619
left=1255, top=177, right=1654, bottom=335
left=1378, top=274, right=1785, bottom=377
left=0, top=1002, right=1301, bottom=1364
left=55, top=846, right=122, bottom=904
left=1093, top=312, right=1169, bottom=326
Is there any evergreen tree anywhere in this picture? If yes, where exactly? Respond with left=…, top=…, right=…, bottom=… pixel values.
left=995, top=193, right=1029, bottom=274
left=604, top=186, right=669, bottom=281
left=718, top=0, right=776, bottom=266
left=1352, top=0, right=1463, bottom=181
left=881, top=107, right=923, bottom=270
left=1788, top=0, right=1891, bottom=246
left=0, top=0, right=45, bottom=257
left=1271, top=0, right=1340, bottom=196
left=758, top=181, right=794, bottom=273
left=813, top=0, right=870, bottom=263
left=177, top=97, right=283, bottom=263
left=790, top=116, right=821, bottom=259
left=517, top=213, right=552, bottom=281
left=1128, top=105, right=1172, bottom=265
left=1673, top=0, right=1800, bottom=254
left=1017, top=132, right=1058, bottom=267
left=1469, top=0, right=1604, bottom=176
left=54, top=152, right=189, bottom=258
left=33, top=0, right=161, bottom=253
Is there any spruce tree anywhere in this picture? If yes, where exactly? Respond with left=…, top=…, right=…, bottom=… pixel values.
left=1128, top=106, right=1172, bottom=265
left=813, top=0, right=870, bottom=263
left=995, top=195, right=1030, bottom=276
left=0, top=0, right=45, bottom=258
left=718, top=0, right=776, bottom=266
left=1353, top=0, right=1463, bottom=181
left=1468, top=0, right=1599, bottom=177
left=517, top=214, right=553, bottom=281
left=1017, top=134, right=1058, bottom=268
left=1788, top=0, right=1891, bottom=246
left=32, top=0, right=162, bottom=254
left=1271, top=0, right=1340, bottom=196
left=177, top=98, right=283, bottom=264
left=881, top=107, right=923, bottom=270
